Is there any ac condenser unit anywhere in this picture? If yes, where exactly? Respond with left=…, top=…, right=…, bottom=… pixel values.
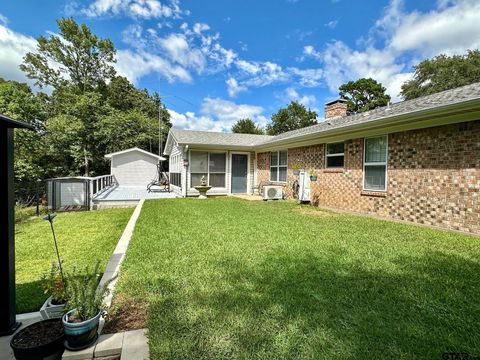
left=263, top=186, right=283, bottom=200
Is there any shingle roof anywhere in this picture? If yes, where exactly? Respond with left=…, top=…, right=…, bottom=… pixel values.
left=170, top=128, right=272, bottom=147
left=166, top=82, right=480, bottom=151
left=261, top=81, right=480, bottom=145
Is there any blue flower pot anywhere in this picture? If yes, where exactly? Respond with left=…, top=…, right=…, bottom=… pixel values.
left=310, top=175, right=317, bottom=181
left=293, top=170, right=300, bottom=176
left=62, top=309, right=101, bottom=351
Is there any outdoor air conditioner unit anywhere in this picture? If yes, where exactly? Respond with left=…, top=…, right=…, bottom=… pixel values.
left=263, top=185, right=283, bottom=200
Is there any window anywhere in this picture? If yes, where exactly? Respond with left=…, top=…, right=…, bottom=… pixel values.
left=270, top=150, right=287, bottom=182
left=325, top=142, right=344, bottom=168
left=364, top=136, right=388, bottom=191
left=190, top=151, right=226, bottom=187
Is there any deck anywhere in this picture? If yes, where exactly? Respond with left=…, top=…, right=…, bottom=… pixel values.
left=93, top=185, right=177, bottom=207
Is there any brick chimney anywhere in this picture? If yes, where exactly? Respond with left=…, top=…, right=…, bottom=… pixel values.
left=324, top=99, right=348, bottom=119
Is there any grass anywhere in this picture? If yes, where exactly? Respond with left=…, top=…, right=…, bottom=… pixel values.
left=15, top=205, right=48, bottom=223
left=15, top=207, right=133, bottom=313
left=114, top=197, right=480, bottom=359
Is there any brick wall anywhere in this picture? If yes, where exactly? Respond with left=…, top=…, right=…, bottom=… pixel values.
left=256, top=120, right=480, bottom=234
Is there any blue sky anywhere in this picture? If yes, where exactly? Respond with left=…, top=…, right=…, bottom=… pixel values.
left=1, top=0, right=479, bottom=131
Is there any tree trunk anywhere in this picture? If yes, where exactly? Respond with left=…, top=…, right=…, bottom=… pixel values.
left=84, top=148, right=89, bottom=177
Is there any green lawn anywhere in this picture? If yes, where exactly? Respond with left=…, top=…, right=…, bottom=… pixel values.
left=15, top=208, right=133, bottom=313
left=114, top=198, right=480, bottom=359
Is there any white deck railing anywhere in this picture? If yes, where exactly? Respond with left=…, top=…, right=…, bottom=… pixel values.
left=88, top=174, right=117, bottom=209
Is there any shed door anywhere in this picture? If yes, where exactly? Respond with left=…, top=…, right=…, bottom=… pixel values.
left=231, top=154, right=248, bottom=193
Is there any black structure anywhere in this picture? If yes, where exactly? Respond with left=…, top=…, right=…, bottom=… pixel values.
left=0, top=114, right=33, bottom=335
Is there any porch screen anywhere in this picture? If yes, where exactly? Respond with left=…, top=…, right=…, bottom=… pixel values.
left=190, top=151, right=226, bottom=187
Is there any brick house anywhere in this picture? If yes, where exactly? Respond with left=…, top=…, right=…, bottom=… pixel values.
left=164, top=83, right=480, bottom=234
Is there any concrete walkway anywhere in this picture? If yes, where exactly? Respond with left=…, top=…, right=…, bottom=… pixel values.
left=1, top=200, right=149, bottom=360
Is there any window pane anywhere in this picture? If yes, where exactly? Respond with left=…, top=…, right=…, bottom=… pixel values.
left=327, top=155, right=344, bottom=168
left=365, top=137, right=387, bottom=163
left=327, top=142, right=344, bottom=155
left=279, top=166, right=287, bottom=182
left=209, top=153, right=226, bottom=172
left=209, top=173, right=225, bottom=187
left=279, top=150, right=288, bottom=166
left=364, top=165, right=386, bottom=191
left=191, top=173, right=207, bottom=187
left=270, top=167, right=278, bottom=181
left=191, top=152, right=208, bottom=172
left=270, top=152, right=278, bottom=166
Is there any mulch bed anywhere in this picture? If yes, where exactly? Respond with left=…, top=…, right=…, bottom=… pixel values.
left=103, top=297, right=148, bottom=333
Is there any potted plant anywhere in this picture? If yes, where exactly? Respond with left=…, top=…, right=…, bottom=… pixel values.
left=309, top=169, right=318, bottom=181
left=62, top=262, right=111, bottom=351
left=10, top=318, right=64, bottom=360
left=40, top=263, right=67, bottom=320
left=292, top=163, right=301, bottom=176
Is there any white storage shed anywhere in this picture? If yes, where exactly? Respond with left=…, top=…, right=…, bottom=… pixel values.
left=105, top=147, right=165, bottom=186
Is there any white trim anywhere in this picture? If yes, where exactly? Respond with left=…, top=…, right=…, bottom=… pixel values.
left=270, top=150, right=288, bottom=183
left=363, top=135, right=388, bottom=192
left=229, top=151, right=251, bottom=194
left=105, top=147, right=166, bottom=161
left=325, top=141, right=345, bottom=169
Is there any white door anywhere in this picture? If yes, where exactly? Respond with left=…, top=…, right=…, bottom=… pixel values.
left=299, top=171, right=311, bottom=202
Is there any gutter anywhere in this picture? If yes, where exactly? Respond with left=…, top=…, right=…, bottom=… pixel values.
left=255, top=99, right=480, bottom=151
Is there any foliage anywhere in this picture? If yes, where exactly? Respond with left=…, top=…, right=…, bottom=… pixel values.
left=1, top=18, right=171, bottom=180
left=114, top=198, right=480, bottom=359
left=400, top=50, right=480, bottom=100
left=339, top=78, right=391, bottom=114
left=41, top=262, right=67, bottom=304
left=65, top=261, right=111, bottom=322
left=231, top=118, right=264, bottom=134
left=20, top=17, right=116, bottom=92
left=266, top=101, right=317, bottom=135
left=15, top=207, right=133, bottom=313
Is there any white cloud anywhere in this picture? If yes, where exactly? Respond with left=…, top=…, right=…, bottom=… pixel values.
left=324, top=20, right=338, bottom=29
left=83, top=0, right=182, bottom=19
left=169, top=97, right=267, bottom=132
left=320, top=0, right=480, bottom=101
left=297, top=45, right=322, bottom=62
left=158, top=33, right=206, bottom=71
left=284, top=87, right=317, bottom=108
left=226, top=77, right=247, bottom=97
left=193, top=23, right=210, bottom=34
left=0, top=23, right=39, bottom=87
left=0, top=13, right=8, bottom=25
left=116, top=49, right=192, bottom=84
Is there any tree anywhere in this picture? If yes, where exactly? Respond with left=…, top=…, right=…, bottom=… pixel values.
left=231, top=118, right=264, bottom=135
left=20, top=17, right=116, bottom=92
left=0, top=78, right=52, bottom=181
left=400, top=50, right=480, bottom=100
left=339, top=78, right=391, bottom=114
left=266, top=101, right=317, bottom=135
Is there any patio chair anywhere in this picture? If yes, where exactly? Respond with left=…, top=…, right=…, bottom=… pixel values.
left=147, top=162, right=170, bottom=193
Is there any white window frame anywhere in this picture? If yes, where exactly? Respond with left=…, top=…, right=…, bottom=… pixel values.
left=270, top=150, right=288, bottom=183
left=363, top=135, right=388, bottom=192
left=325, top=142, right=345, bottom=168
left=189, top=151, right=227, bottom=189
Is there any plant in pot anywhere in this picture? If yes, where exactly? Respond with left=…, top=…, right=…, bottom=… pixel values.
left=62, top=262, right=111, bottom=351
left=40, top=262, right=67, bottom=320
left=292, top=163, right=301, bottom=176
left=309, top=169, right=318, bottom=181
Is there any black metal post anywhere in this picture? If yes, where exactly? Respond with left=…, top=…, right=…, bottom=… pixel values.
left=0, top=126, right=21, bottom=335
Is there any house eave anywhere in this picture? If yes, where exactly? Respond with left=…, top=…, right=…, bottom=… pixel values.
left=255, top=100, right=480, bottom=151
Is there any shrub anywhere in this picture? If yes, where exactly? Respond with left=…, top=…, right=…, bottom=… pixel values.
left=41, top=262, right=67, bottom=305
